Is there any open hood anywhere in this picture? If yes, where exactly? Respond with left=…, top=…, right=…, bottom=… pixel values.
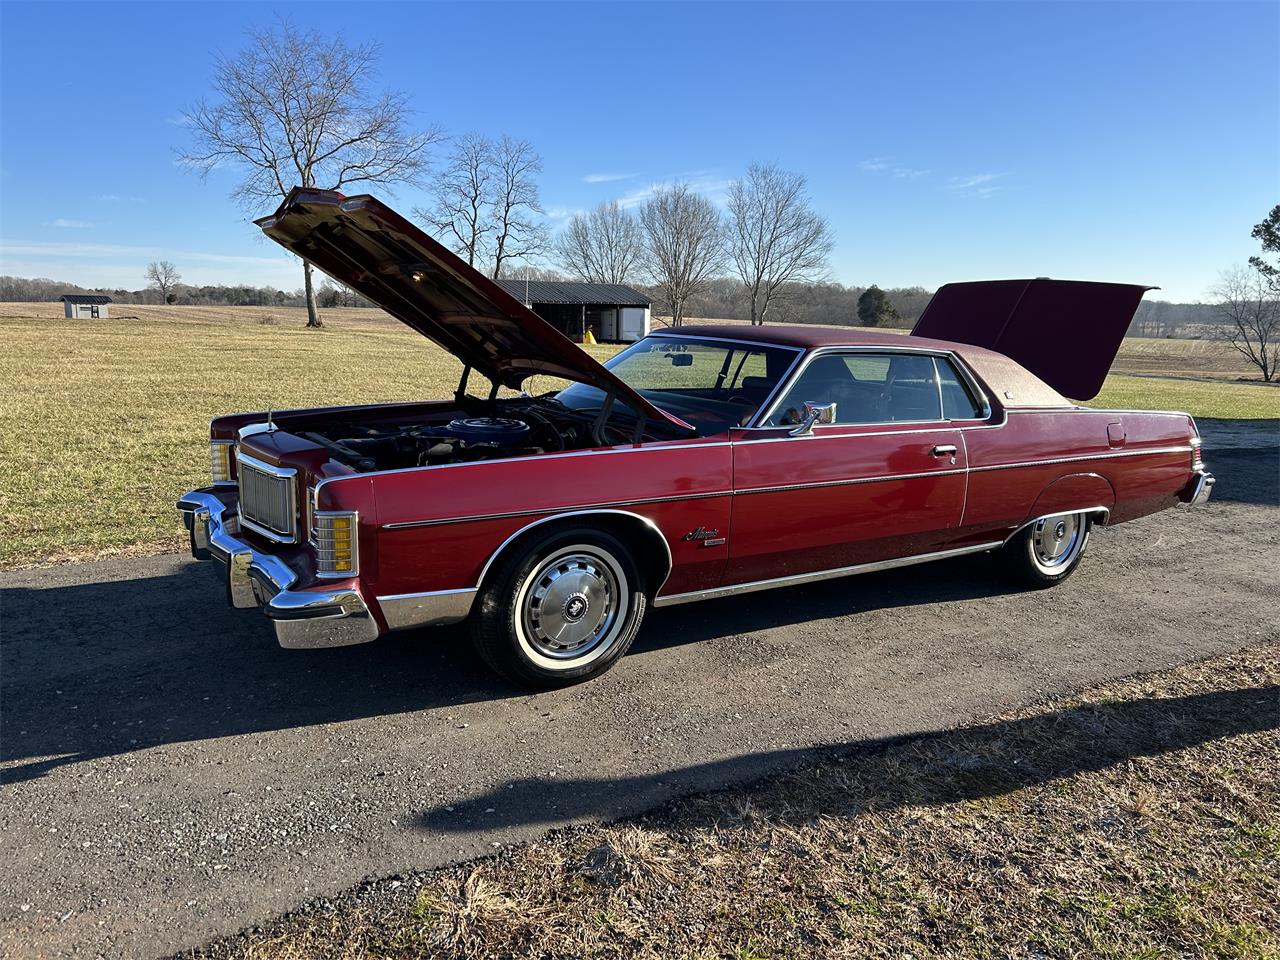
left=257, top=188, right=693, bottom=435
left=911, top=278, right=1154, bottom=400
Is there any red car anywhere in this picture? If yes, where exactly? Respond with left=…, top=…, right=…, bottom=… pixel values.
left=178, top=189, right=1214, bottom=687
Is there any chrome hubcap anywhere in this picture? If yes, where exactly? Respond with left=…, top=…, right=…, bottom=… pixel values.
left=1033, top=513, right=1083, bottom=568
left=521, top=552, right=619, bottom=660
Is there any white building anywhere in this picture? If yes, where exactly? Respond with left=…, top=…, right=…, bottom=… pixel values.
left=60, top=294, right=112, bottom=319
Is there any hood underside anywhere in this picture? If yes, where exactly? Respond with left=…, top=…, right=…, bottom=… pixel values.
left=911, top=278, right=1154, bottom=401
left=257, top=188, right=691, bottom=434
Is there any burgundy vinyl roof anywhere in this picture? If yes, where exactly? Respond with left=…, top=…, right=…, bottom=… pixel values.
left=669, top=323, right=968, bottom=353
left=663, top=323, right=1072, bottom=408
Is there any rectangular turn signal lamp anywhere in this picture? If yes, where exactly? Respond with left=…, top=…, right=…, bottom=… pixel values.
left=312, top=510, right=359, bottom=577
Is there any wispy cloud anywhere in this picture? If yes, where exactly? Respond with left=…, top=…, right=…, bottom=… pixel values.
left=946, top=173, right=1006, bottom=198
left=0, top=239, right=286, bottom=265
left=582, top=172, right=636, bottom=184
left=543, top=205, right=582, bottom=225
left=858, top=158, right=929, bottom=179
left=49, top=218, right=95, bottom=229
left=615, top=174, right=733, bottom=210
left=859, top=158, right=1006, bottom=197
left=99, top=194, right=146, bottom=203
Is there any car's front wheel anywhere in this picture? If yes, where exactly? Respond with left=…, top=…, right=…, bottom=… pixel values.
left=1000, top=511, right=1092, bottom=588
left=470, top=525, right=646, bottom=687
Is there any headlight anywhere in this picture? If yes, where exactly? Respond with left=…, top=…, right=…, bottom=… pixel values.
left=210, top=440, right=235, bottom=485
left=312, top=510, right=359, bottom=576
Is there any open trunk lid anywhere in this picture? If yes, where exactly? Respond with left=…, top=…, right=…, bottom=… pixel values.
left=911, top=278, right=1154, bottom=400
left=256, top=188, right=693, bottom=435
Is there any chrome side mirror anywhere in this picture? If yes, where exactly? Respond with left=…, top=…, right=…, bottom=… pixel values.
left=790, top=401, right=837, bottom=437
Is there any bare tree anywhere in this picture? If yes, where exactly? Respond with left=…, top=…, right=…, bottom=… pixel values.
left=489, top=136, right=548, bottom=279
left=639, top=183, right=725, bottom=326
left=726, top=163, right=832, bottom=325
left=415, top=132, right=494, bottom=268
left=145, top=261, right=181, bottom=303
left=555, top=201, right=645, bottom=284
left=1210, top=267, right=1278, bottom=381
left=179, top=22, right=443, bottom=327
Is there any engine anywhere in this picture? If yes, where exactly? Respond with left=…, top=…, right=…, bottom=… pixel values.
left=298, top=401, right=594, bottom=472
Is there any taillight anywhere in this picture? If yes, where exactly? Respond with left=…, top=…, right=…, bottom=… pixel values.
left=210, top=440, right=235, bottom=485
left=1191, top=437, right=1204, bottom=471
left=312, top=510, right=359, bottom=577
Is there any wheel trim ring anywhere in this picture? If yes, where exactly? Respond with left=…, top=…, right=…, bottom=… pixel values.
left=1031, top=513, right=1086, bottom=571
left=513, top=544, right=630, bottom=671
left=524, top=554, right=618, bottom=659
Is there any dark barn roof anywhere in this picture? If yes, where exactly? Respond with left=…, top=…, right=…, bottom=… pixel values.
left=494, top=280, right=650, bottom=307
left=59, top=294, right=113, bottom=304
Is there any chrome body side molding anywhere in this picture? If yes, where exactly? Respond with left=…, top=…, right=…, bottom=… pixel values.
left=652, top=541, right=1003, bottom=608
left=377, top=588, right=477, bottom=631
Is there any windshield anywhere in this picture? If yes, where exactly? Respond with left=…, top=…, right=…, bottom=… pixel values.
left=556, top=336, right=800, bottom=436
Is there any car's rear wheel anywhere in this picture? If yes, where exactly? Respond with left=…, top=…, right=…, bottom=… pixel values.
left=1000, top=511, right=1092, bottom=588
left=470, top=525, right=646, bottom=687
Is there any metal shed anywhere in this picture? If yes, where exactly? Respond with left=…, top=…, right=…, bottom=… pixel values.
left=494, top=280, right=650, bottom=343
left=59, top=294, right=113, bottom=319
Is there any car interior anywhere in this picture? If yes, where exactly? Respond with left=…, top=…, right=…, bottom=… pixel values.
left=767, top=353, right=980, bottom=426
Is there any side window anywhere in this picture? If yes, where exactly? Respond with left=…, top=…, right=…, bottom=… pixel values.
left=936, top=357, right=984, bottom=420
left=766, top=352, right=943, bottom=425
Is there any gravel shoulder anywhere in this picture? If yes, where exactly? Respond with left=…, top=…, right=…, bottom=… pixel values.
left=2, top=419, right=1276, bottom=958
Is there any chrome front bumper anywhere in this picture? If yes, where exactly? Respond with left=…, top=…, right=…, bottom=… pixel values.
left=177, top=490, right=379, bottom=648
left=1179, top=470, right=1215, bottom=508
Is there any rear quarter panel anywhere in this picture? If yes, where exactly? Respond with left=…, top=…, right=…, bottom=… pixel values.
left=961, top=408, right=1195, bottom=535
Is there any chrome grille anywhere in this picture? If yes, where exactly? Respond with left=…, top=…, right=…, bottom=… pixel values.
left=237, top=454, right=298, bottom=542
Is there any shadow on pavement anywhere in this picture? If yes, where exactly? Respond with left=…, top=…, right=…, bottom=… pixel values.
left=415, top=683, right=1279, bottom=835
left=2, top=554, right=1011, bottom=783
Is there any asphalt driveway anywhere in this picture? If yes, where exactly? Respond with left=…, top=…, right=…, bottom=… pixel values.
left=2, top=418, right=1277, bottom=958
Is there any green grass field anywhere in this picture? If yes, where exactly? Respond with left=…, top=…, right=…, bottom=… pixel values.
left=1, top=307, right=1275, bottom=567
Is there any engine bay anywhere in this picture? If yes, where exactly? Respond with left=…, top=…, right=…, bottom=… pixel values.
left=297, top=397, right=624, bottom=472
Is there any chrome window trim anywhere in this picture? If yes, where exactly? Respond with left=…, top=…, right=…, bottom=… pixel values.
left=312, top=509, right=360, bottom=578
left=236, top=452, right=299, bottom=544
left=653, top=332, right=807, bottom=355
left=750, top=345, right=994, bottom=430
left=652, top=540, right=1004, bottom=607
left=609, top=331, right=807, bottom=432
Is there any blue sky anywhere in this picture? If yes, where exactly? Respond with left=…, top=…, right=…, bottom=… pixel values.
left=1, top=1, right=1276, bottom=302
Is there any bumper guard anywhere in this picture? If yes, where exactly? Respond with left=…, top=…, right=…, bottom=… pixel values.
left=1179, top=470, right=1215, bottom=509
left=177, top=490, right=379, bottom=648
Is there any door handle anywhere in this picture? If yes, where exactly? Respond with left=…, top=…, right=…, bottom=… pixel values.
left=931, top=444, right=958, bottom=457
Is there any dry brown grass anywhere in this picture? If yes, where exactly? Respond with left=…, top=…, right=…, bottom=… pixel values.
left=184, top=646, right=1280, bottom=960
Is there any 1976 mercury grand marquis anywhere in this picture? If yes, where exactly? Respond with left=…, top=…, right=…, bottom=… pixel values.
left=179, top=188, right=1214, bottom=687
